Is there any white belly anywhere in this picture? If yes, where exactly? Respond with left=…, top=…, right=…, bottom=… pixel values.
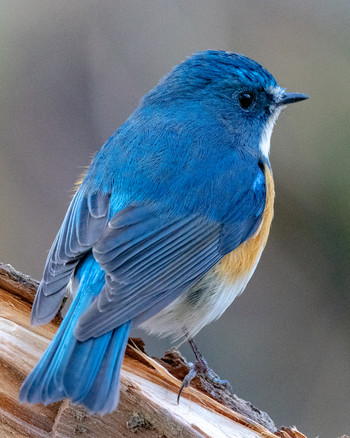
left=140, top=257, right=260, bottom=342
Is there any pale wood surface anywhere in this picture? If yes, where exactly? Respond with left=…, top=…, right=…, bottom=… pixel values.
left=0, top=263, right=307, bottom=438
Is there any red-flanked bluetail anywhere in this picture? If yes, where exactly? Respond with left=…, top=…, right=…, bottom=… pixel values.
left=20, top=51, right=308, bottom=414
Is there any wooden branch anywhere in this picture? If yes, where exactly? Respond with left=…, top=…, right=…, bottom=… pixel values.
left=0, top=263, right=307, bottom=438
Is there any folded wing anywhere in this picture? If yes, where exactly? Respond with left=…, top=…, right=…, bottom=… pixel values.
left=33, top=164, right=267, bottom=340
left=31, top=189, right=110, bottom=325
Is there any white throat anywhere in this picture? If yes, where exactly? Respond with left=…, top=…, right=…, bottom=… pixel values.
left=259, top=106, right=283, bottom=159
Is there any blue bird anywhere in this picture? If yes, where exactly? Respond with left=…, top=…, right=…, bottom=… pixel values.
left=19, top=50, right=308, bottom=414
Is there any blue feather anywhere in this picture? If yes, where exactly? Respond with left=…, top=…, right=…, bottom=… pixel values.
left=20, top=256, right=131, bottom=414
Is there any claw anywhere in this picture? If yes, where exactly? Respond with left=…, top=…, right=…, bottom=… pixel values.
left=177, top=337, right=232, bottom=403
left=177, top=364, right=197, bottom=403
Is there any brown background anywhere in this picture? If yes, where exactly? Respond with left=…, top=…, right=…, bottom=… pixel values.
left=0, top=2, right=349, bottom=436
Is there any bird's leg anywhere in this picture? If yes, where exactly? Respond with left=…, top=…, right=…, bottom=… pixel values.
left=187, top=337, right=233, bottom=391
left=177, top=337, right=232, bottom=403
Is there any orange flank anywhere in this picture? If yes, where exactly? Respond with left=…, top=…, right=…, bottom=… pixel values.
left=217, top=165, right=275, bottom=282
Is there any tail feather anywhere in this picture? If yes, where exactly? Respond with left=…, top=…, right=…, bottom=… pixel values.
left=61, top=332, right=112, bottom=401
left=20, top=273, right=131, bottom=414
left=78, top=323, right=130, bottom=414
left=19, top=302, right=74, bottom=404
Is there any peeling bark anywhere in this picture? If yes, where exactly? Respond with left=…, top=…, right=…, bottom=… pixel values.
left=0, top=263, right=306, bottom=438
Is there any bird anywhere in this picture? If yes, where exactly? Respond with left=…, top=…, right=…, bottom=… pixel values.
left=19, top=50, right=308, bottom=415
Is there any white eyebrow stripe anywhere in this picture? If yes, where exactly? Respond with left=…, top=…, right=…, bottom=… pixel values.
left=267, top=85, right=285, bottom=103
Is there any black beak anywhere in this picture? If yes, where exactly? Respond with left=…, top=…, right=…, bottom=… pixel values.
left=277, top=92, right=309, bottom=106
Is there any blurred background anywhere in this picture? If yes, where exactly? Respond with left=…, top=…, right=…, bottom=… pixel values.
left=0, top=1, right=349, bottom=436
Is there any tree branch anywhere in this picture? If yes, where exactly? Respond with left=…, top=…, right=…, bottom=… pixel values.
left=0, top=263, right=307, bottom=438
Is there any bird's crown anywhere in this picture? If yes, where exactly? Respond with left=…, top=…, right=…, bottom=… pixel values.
left=142, top=50, right=278, bottom=104
left=176, top=50, right=278, bottom=89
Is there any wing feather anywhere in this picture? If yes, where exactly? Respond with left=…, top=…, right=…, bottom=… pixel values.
left=75, top=204, right=222, bottom=340
left=31, top=189, right=110, bottom=326
left=33, top=159, right=267, bottom=342
left=75, top=167, right=267, bottom=340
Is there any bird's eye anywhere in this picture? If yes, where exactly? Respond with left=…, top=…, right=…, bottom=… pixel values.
left=238, top=92, right=255, bottom=109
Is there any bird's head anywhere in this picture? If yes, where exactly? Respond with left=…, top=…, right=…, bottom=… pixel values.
left=141, top=50, right=308, bottom=159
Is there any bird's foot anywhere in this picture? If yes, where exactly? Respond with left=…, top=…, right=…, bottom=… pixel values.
left=177, top=357, right=205, bottom=403
left=177, top=338, right=232, bottom=403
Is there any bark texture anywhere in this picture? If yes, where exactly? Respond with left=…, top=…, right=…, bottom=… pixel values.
left=0, top=263, right=307, bottom=438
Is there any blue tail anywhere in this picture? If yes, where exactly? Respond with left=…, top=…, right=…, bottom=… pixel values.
left=19, top=260, right=131, bottom=415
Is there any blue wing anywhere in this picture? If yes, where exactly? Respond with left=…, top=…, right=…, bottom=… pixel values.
left=75, top=163, right=267, bottom=340
left=75, top=204, right=222, bottom=340
left=31, top=188, right=110, bottom=326
left=33, top=160, right=266, bottom=341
